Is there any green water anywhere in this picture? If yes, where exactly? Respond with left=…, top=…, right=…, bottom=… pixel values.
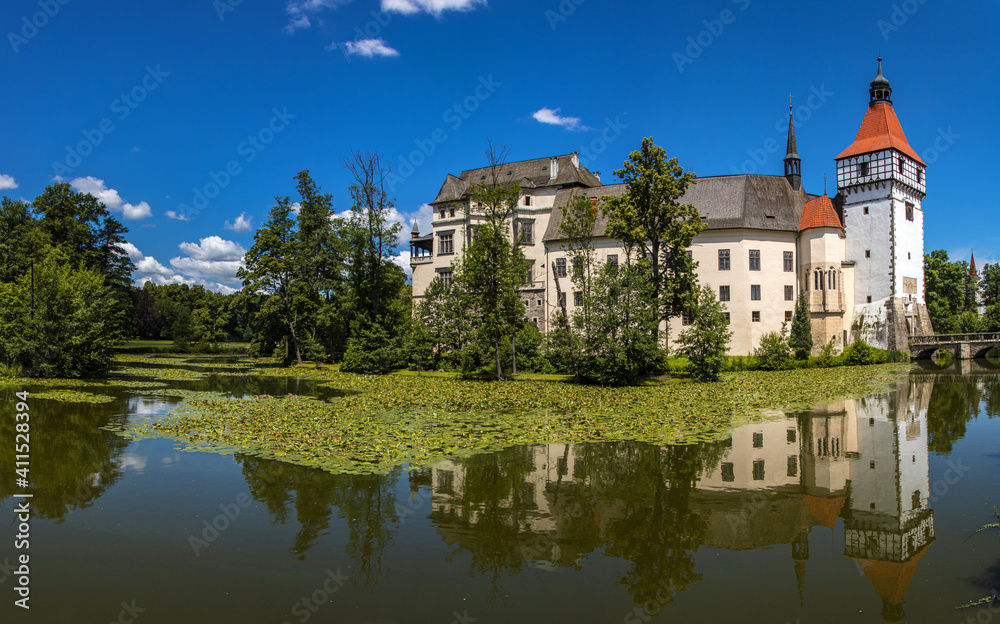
left=1, top=360, right=998, bottom=623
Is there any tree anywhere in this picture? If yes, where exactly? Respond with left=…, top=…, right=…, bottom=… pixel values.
left=677, top=285, right=732, bottom=381
left=604, top=138, right=704, bottom=343
left=240, top=198, right=304, bottom=364
left=788, top=291, right=813, bottom=359
left=457, top=142, right=526, bottom=380
left=981, top=263, right=1000, bottom=308
left=925, top=249, right=974, bottom=333
left=754, top=326, right=792, bottom=371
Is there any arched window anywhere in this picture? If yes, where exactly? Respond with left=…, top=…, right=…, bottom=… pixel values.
left=814, top=270, right=823, bottom=291
left=829, top=270, right=837, bottom=290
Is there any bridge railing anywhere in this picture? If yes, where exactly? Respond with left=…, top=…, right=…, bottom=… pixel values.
left=909, top=333, right=1000, bottom=346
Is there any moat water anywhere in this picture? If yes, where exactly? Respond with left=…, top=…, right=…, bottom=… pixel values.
left=1, top=359, right=999, bottom=623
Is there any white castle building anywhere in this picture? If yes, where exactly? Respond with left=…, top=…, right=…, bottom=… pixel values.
left=410, top=60, right=933, bottom=354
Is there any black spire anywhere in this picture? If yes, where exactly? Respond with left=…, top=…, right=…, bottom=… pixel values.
left=869, top=57, right=892, bottom=105
left=784, top=103, right=802, bottom=192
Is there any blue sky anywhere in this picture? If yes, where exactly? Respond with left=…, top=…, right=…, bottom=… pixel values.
left=2, top=0, right=998, bottom=292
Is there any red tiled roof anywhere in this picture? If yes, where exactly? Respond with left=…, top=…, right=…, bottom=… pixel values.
left=852, top=542, right=931, bottom=607
left=805, top=495, right=846, bottom=529
left=799, top=192, right=843, bottom=231
left=836, top=101, right=926, bottom=165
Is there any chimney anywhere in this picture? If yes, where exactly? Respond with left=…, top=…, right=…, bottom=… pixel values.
left=549, top=157, right=559, bottom=180
left=570, top=152, right=580, bottom=170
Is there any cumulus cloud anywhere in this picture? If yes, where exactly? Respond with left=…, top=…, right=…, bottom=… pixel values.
left=342, top=38, right=400, bottom=58
left=177, top=236, right=246, bottom=262
left=115, top=242, right=144, bottom=262
left=224, top=212, right=253, bottom=233
left=70, top=176, right=152, bottom=219
left=381, top=0, right=486, bottom=17
left=165, top=210, right=192, bottom=221
left=0, top=174, right=18, bottom=190
left=391, top=250, right=413, bottom=280
left=532, top=107, right=589, bottom=132
left=284, top=0, right=350, bottom=33
left=127, top=240, right=242, bottom=294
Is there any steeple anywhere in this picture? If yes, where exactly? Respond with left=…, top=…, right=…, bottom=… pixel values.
left=970, top=250, right=978, bottom=277
left=869, top=57, right=892, bottom=105
left=784, top=104, right=802, bottom=192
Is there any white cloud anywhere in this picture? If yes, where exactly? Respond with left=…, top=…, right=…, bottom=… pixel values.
left=177, top=236, right=246, bottom=262
left=0, top=174, right=18, bottom=190
left=164, top=210, right=191, bottom=221
left=381, top=0, right=486, bottom=16
left=391, top=250, right=413, bottom=281
left=284, top=0, right=350, bottom=33
left=343, top=38, right=400, bottom=58
left=224, top=212, right=254, bottom=233
left=290, top=202, right=302, bottom=216
left=115, top=242, right=144, bottom=262
left=70, top=176, right=152, bottom=220
left=532, top=107, right=589, bottom=132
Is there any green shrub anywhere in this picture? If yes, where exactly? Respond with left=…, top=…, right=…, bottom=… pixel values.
left=341, top=321, right=402, bottom=375
left=842, top=339, right=878, bottom=365
left=753, top=330, right=793, bottom=371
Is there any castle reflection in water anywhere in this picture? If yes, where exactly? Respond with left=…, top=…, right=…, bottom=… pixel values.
left=423, top=378, right=938, bottom=621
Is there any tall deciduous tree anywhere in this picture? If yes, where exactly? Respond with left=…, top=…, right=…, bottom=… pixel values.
left=604, top=138, right=704, bottom=343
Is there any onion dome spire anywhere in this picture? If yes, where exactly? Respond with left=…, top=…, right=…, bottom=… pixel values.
left=870, top=57, right=892, bottom=105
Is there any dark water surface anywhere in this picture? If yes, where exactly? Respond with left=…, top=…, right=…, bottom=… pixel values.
left=2, top=361, right=999, bottom=623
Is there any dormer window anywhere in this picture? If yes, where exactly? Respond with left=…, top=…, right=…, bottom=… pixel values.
left=524, top=195, right=531, bottom=207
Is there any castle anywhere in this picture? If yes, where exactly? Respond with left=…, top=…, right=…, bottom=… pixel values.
left=410, top=60, right=933, bottom=355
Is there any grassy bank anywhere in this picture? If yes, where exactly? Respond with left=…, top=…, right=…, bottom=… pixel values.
left=119, top=361, right=911, bottom=475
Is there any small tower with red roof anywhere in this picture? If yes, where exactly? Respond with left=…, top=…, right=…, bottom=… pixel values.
left=836, top=58, right=928, bottom=349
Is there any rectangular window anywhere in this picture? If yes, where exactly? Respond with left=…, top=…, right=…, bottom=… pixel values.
left=784, top=285, right=794, bottom=301
left=439, top=209, right=446, bottom=219
left=898, top=157, right=905, bottom=173
left=524, top=195, right=532, bottom=206
left=449, top=207, right=455, bottom=218
left=719, top=249, right=731, bottom=271
left=439, top=233, right=454, bottom=255
left=751, top=285, right=761, bottom=301
left=682, top=314, right=690, bottom=326
left=787, top=455, right=798, bottom=478
left=749, top=250, right=761, bottom=271
left=785, top=310, right=793, bottom=322
left=905, top=202, right=914, bottom=222
left=685, top=250, right=693, bottom=260
left=787, top=428, right=797, bottom=443
left=859, top=161, right=869, bottom=177
left=721, top=463, right=735, bottom=482
left=517, top=222, right=534, bottom=245
left=607, top=254, right=618, bottom=267
left=573, top=292, right=582, bottom=307
left=723, top=312, right=731, bottom=324
left=555, top=258, right=567, bottom=277
left=439, top=270, right=453, bottom=289
left=525, top=263, right=533, bottom=284
left=752, top=460, right=765, bottom=481
left=557, top=292, right=566, bottom=308
left=752, top=311, right=761, bottom=322
left=719, top=285, right=730, bottom=302
left=864, top=206, right=869, bottom=215
left=865, top=249, right=871, bottom=258
left=784, top=251, right=794, bottom=272
left=917, top=169, right=923, bottom=184
left=867, top=296, right=873, bottom=303
left=573, top=257, right=583, bottom=278
left=753, top=432, right=764, bottom=448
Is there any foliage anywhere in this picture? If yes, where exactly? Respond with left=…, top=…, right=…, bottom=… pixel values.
left=984, top=304, right=1000, bottom=332
left=341, top=320, right=403, bottom=375
left=577, top=261, right=662, bottom=385
left=817, top=336, right=838, bottom=367
left=603, top=137, right=704, bottom=337
left=676, top=285, right=732, bottom=381
left=843, top=339, right=878, bottom=366
left=982, top=263, right=1000, bottom=308
left=789, top=291, right=813, bottom=359
left=753, top=326, right=792, bottom=371
left=925, top=249, right=981, bottom=333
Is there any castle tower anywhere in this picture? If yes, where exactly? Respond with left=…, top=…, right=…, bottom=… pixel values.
left=836, top=59, right=930, bottom=349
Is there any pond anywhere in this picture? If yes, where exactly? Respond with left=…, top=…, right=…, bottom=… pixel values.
left=1, top=359, right=999, bottom=623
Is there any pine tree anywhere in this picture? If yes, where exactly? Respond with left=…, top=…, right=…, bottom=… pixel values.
left=789, top=291, right=813, bottom=359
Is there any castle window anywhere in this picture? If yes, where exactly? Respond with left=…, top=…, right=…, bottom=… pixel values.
left=449, top=207, right=455, bottom=218
left=859, top=161, right=869, bottom=177
left=439, top=208, right=446, bottom=219
left=867, top=296, right=873, bottom=303
left=723, top=312, right=730, bottom=324
left=524, top=195, right=532, bottom=207
left=814, top=270, right=822, bottom=291
left=719, top=285, right=730, bottom=302
left=865, top=250, right=871, bottom=258
left=573, top=257, right=583, bottom=278
left=525, top=262, right=534, bottom=284
left=752, top=311, right=760, bottom=322
left=784, top=285, right=794, bottom=301
left=517, top=221, right=534, bottom=244
left=783, top=251, right=793, bottom=272
left=752, top=460, right=765, bottom=481
left=682, top=314, right=690, bottom=326
left=785, top=310, right=793, bottom=322
left=863, top=206, right=869, bottom=215
left=557, top=292, right=566, bottom=308
left=898, top=157, right=905, bottom=173
left=751, top=285, right=761, bottom=301
left=828, top=270, right=837, bottom=290
left=753, top=432, right=764, bottom=448
left=787, top=455, right=798, bottom=478
left=438, top=233, right=454, bottom=255
left=574, top=292, right=582, bottom=307
left=439, top=270, right=453, bottom=290
left=555, top=258, right=567, bottom=277
left=905, top=202, right=914, bottom=222
left=607, top=254, right=618, bottom=268
left=917, top=169, right=924, bottom=184
left=721, top=463, right=735, bottom=482
left=787, top=429, right=797, bottom=443
left=749, top=249, right=760, bottom=271
left=719, top=249, right=731, bottom=271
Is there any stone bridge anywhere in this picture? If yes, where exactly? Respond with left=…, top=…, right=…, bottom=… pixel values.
left=909, top=333, right=1000, bottom=359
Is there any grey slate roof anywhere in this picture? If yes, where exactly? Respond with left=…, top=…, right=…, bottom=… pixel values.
left=543, top=174, right=813, bottom=242
left=430, top=154, right=601, bottom=205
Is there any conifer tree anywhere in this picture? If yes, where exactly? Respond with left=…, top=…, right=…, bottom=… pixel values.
left=789, top=291, right=813, bottom=359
